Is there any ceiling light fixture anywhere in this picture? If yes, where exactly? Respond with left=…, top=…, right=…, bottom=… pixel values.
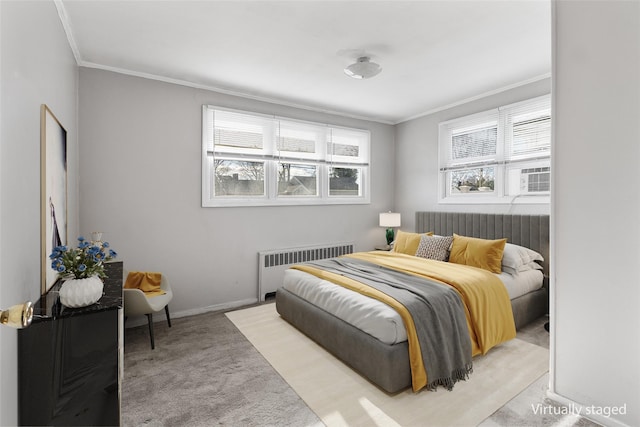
left=344, top=56, right=382, bottom=80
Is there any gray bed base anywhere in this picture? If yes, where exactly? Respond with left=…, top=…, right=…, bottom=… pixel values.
left=275, top=211, right=549, bottom=394
left=276, top=288, right=411, bottom=393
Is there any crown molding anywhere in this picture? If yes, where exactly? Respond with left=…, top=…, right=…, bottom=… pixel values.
left=397, top=73, right=552, bottom=124
left=54, top=0, right=82, bottom=65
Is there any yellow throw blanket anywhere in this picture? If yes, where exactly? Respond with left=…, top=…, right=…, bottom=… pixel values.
left=124, top=272, right=166, bottom=297
left=292, top=251, right=516, bottom=391
left=347, top=251, right=516, bottom=355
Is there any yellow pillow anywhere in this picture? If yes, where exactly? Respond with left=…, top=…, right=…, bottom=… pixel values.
left=393, top=230, right=434, bottom=255
left=448, top=234, right=507, bottom=273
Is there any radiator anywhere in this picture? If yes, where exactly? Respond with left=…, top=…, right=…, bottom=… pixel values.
left=257, top=242, right=354, bottom=301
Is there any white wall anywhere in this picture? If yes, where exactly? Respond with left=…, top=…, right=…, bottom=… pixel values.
left=78, top=68, right=395, bottom=318
left=4, top=2, right=637, bottom=427
left=394, top=78, right=551, bottom=231
left=0, top=1, right=78, bottom=425
left=550, top=2, right=640, bottom=426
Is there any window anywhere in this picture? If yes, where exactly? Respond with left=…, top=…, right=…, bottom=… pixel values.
left=202, top=106, right=370, bottom=207
left=439, top=95, right=550, bottom=203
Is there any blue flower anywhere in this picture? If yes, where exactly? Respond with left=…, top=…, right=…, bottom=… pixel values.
left=49, top=236, right=117, bottom=279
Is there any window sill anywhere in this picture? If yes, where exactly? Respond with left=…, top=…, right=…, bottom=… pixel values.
left=202, top=196, right=371, bottom=208
left=439, top=195, right=550, bottom=205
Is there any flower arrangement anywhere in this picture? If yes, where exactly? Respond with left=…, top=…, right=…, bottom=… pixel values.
left=50, top=236, right=117, bottom=280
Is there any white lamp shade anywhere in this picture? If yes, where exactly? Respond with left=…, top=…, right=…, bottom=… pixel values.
left=379, top=212, right=401, bottom=228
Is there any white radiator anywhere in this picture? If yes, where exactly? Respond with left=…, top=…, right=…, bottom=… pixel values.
left=257, top=242, right=354, bottom=301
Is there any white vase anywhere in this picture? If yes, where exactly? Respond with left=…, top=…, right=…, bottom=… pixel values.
left=59, top=276, right=104, bottom=308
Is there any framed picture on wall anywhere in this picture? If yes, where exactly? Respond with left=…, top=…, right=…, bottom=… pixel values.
left=41, top=104, right=67, bottom=294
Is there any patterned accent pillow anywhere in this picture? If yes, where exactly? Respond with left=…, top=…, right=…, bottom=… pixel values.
left=415, top=235, right=454, bottom=261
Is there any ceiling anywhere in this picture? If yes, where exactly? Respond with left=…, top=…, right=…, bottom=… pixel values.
left=59, top=0, right=551, bottom=124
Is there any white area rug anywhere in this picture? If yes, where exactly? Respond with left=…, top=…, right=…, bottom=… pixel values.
left=226, top=303, right=549, bottom=427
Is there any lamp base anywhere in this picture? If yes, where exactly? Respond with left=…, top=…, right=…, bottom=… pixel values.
left=385, top=228, right=395, bottom=245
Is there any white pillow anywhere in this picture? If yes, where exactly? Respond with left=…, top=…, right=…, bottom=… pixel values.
left=501, top=243, right=544, bottom=273
left=502, top=261, right=544, bottom=276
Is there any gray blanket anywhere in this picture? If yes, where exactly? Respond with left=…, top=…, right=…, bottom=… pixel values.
left=303, top=257, right=472, bottom=391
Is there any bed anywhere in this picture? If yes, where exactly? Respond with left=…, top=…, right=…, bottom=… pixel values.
left=275, top=211, right=549, bottom=394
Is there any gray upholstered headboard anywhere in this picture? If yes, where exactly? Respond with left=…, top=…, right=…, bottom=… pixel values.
left=415, top=211, right=550, bottom=275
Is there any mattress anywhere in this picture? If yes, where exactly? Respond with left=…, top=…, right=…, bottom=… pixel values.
left=282, top=266, right=543, bottom=345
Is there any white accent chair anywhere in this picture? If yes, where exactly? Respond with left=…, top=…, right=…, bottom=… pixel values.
left=123, top=271, right=173, bottom=349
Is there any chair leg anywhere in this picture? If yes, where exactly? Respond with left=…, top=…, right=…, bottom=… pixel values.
left=146, top=313, right=155, bottom=350
left=164, top=305, right=172, bottom=328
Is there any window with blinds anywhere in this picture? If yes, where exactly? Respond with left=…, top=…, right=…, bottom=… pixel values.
left=439, top=95, right=551, bottom=203
left=202, top=106, right=370, bottom=207
left=451, top=124, right=497, bottom=161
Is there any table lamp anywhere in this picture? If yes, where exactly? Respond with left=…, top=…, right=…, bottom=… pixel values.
left=379, top=212, right=401, bottom=246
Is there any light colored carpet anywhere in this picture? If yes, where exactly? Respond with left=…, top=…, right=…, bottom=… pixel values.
left=226, top=303, right=550, bottom=427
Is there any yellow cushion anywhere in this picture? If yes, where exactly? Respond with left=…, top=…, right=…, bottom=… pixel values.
left=393, top=230, right=434, bottom=255
left=448, top=234, right=507, bottom=273
left=125, top=272, right=166, bottom=297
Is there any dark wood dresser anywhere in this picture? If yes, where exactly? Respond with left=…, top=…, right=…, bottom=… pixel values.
left=18, top=261, right=123, bottom=426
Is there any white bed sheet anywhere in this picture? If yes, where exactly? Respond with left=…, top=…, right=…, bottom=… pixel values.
left=497, top=269, right=544, bottom=300
left=282, top=267, right=543, bottom=345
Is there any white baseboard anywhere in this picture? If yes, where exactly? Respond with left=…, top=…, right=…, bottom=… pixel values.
left=124, top=298, right=259, bottom=328
left=546, top=391, right=632, bottom=427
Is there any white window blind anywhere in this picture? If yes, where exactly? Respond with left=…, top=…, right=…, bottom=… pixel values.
left=451, top=123, right=497, bottom=162
left=276, top=119, right=323, bottom=160
left=504, top=99, right=551, bottom=160
left=202, top=106, right=370, bottom=207
left=211, top=109, right=271, bottom=153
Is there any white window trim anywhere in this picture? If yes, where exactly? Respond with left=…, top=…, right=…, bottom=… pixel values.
left=202, top=106, right=371, bottom=207
left=438, top=95, right=551, bottom=205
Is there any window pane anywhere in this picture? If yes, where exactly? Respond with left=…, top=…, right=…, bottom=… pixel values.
left=452, top=126, right=497, bottom=160
left=214, top=159, right=264, bottom=196
left=278, top=163, right=317, bottom=196
left=330, top=167, right=360, bottom=196
left=450, top=167, right=495, bottom=193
